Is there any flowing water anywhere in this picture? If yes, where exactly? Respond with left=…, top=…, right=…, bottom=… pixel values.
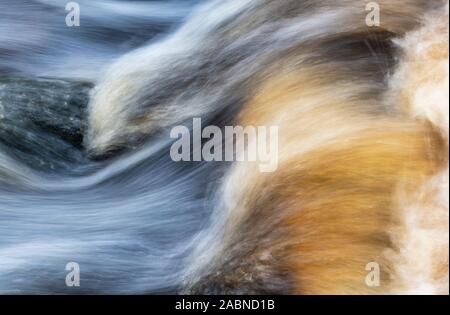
left=1, top=0, right=447, bottom=294
left=0, top=0, right=215, bottom=294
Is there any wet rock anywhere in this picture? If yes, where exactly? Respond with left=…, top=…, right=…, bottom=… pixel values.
left=0, top=76, right=93, bottom=172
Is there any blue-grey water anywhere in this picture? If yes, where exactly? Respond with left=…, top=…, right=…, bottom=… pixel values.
left=0, top=0, right=216, bottom=294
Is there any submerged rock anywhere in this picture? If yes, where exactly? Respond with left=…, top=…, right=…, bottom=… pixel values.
left=0, top=76, right=93, bottom=172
